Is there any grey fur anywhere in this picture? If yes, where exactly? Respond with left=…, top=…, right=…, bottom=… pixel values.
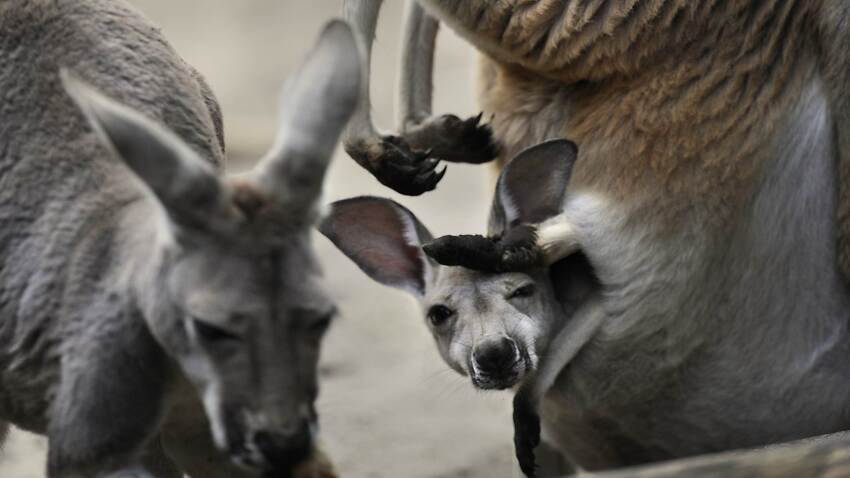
left=320, top=141, right=593, bottom=477
left=341, top=0, right=498, bottom=196
left=0, top=2, right=359, bottom=477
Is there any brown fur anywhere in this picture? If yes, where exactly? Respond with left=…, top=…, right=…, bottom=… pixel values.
left=454, top=0, right=819, bottom=236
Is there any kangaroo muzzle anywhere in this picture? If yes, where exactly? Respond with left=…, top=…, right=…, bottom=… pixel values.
left=470, top=336, right=528, bottom=390
left=254, top=420, right=314, bottom=474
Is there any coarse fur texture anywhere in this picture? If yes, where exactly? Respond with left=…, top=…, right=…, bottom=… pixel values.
left=0, top=1, right=356, bottom=477
left=334, top=2, right=850, bottom=473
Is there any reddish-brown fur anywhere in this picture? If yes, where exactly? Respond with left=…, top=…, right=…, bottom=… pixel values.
left=445, top=0, right=817, bottom=235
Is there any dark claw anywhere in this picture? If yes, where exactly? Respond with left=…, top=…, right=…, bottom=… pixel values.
left=423, top=225, right=542, bottom=273
left=433, top=166, right=447, bottom=183
left=345, top=136, right=446, bottom=196
left=402, top=113, right=501, bottom=164
left=423, top=234, right=501, bottom=272
left=435, top=113, right=500, bottom=164
left=498, top=225, right=542, bottom=270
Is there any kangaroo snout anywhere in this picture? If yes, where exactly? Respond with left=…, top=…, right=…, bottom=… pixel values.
left=471, top=337, right=527, bottom=390
left=252, top=421, right=314, bottom=473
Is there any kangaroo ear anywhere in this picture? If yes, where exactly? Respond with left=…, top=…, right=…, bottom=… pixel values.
left=489, top=139, right=578, bottom=236
left=61, top=69, right=227, bottom=230
left=319, top=197, right=433, bottom=296
left=253, top=19, right=362, bottom=216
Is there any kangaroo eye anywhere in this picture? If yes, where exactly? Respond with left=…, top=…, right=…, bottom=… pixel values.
left=507, top=284, right=536, bottom=300
left=191, top=318, right=241, bottom=343
left=427, top=305, right=454, bottom=327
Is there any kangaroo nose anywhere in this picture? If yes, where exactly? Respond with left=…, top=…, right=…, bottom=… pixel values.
left=473, top=337, right=518, bottom=375
left=254, top=422, right=313, bottom=471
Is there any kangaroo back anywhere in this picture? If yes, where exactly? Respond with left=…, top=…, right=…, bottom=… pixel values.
left=0, top=0, right=224, bottom=431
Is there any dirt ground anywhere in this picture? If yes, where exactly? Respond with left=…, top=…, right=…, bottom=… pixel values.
left=0, top=1, right=523, bottom=477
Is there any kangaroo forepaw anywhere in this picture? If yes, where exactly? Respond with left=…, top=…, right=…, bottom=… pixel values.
left=345, top=136, right=446, bottom=196
left=406, top=112, right=500, bottom=164
left=422, top=225, right=542, bottom=273
left=498, top=225, right=542, bottom=271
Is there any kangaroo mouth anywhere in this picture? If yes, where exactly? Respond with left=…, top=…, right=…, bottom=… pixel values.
left=470, top=347, right=532, bottom=391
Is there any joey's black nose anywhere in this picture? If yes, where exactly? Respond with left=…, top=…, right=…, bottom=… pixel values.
left=473, top=337, right=518, bottom=376
left=254, top=421, right=312, bottom=472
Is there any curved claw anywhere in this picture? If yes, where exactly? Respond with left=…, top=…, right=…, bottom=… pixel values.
left=408, top=112, right=501, bottom=164
left=451, top=112, right=501, bottom=164
left=345, top=135, right=447, bottom=196
left=499, top=225, right=543, bottom=270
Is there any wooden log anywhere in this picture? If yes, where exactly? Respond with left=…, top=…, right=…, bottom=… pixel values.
left=570, top=432, right=850, bottom=478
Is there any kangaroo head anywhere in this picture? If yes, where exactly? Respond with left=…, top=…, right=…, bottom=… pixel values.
left=62, top=20, right=360, bottom=473
left=321, top=140, right=577, bottom=390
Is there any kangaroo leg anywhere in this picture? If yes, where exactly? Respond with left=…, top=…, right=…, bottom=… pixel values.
left=344, top=0, right=497, bottom=195
left=396, top=1, right=498, bottom=165
left=343, top=0, right=444, bottom=195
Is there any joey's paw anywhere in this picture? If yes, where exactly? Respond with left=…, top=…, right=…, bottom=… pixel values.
left=423, top=234, right=501, bottom=272
left=407, top=113, right=500, bottom=164
left=345, top=136, right=446, bottom=196
left=498, top=225, right=542, bottom=271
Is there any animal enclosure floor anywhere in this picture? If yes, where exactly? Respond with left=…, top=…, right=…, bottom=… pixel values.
left=0, top=1, right=520, bottom=477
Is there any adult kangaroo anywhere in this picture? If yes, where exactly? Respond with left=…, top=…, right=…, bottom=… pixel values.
left=341, top=0, right=850, bottom=474
left=0, top=1, right=359, bottom=477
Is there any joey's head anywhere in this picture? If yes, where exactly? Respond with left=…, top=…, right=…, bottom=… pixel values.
left=321, top=141, right=577, bottom=391
left=62, top=21, right=361, bottom=475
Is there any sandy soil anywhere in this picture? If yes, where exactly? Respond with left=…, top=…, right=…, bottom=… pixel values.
left=0, top=1, right=523, bottom=477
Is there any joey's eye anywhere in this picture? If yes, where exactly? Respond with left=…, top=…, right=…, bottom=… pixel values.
left=427, top=305, right=454, bottom=327
left=507, top=284, right=536, bottom=300
left=191, top=318, right=241, bottom=343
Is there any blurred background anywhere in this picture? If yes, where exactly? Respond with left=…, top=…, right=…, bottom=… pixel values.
left=0, top=1, right=518, bottom=477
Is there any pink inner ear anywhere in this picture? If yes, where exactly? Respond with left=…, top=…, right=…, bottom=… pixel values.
left=322, top=198, right=427, bottom=293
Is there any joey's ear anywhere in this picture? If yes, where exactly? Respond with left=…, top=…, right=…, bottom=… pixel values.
left=489, top=139, right=578, bottom=236
left=319, top=197, right=433, bottom=296
left=61, top=69, right=227, bottom=230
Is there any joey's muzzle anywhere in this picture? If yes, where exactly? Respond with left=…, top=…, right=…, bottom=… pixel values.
left=470, top=336, right=530, bottom=390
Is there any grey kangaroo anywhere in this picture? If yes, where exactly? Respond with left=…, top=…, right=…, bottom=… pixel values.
left=334, top=0, right=850, bottom=475
left=0, top=1, right=359, bottom=477
left=321, top=140, right=603, bottom=476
